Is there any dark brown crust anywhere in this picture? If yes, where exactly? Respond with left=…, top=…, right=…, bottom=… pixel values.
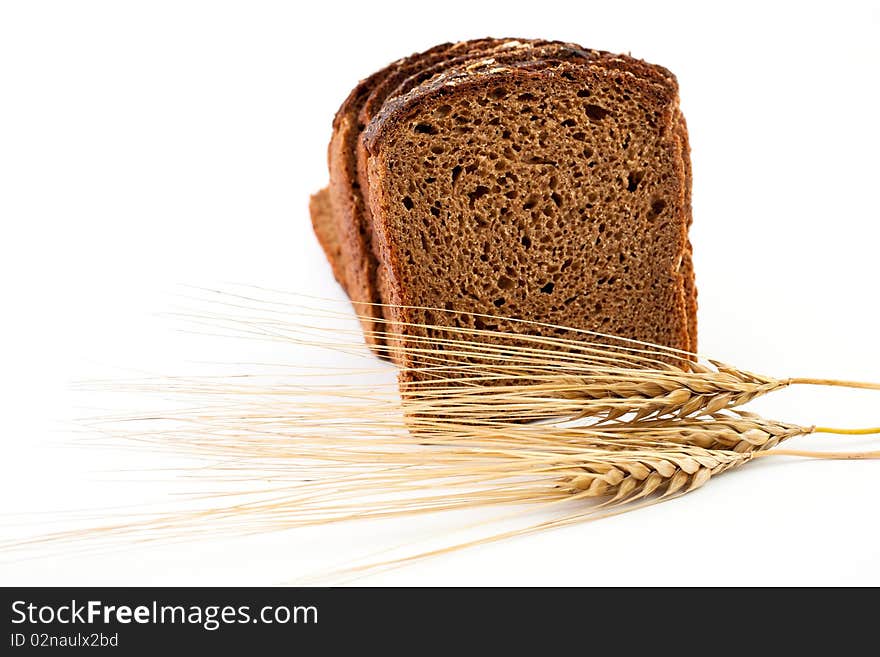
left=370, top=40, right=583, bottom=123
left=676, top=111, right=698, bottom=353
left=361, top=58, right=690, bottom=378
left=359, top=39, right=501, bottom=126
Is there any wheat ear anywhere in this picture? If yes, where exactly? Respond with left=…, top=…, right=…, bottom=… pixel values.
left=174, top=288, right=880, bottom=426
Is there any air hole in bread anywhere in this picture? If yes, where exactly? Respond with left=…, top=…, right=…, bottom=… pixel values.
left=468, top=186, right=490, bottom=208
left=584, top=104, right=610, bottom=121
left=473, top=318, right=498, bottom=331
left=627, top=170, right=644, bottom=192
left=523, top=156, right=556, bottom=165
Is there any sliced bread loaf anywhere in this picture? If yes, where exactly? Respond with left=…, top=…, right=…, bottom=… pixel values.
left=312, top=39, right=697, bottom=378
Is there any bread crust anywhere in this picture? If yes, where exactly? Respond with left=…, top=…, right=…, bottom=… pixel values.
left=676, top=111, right=698, bottom=353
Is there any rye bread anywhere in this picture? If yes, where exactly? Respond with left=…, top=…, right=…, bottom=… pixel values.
left=312, top=39, right=697, bottom=380
left=359, top=54, right=693, bottom=378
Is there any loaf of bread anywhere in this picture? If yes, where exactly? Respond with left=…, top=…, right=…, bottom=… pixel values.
left=311, top=38, right=697, bottom=377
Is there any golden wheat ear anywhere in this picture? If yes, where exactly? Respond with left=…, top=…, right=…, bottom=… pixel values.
left=171, top=287, right=880, bottom=432
left=358, top=322, right=879, bottom=429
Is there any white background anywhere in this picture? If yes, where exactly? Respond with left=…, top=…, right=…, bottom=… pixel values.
left=1, top=0, right=879, bottom=585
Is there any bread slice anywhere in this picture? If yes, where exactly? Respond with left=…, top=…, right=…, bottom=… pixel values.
left=360, top=52, right=693, bottom=376
left=313, top=39, right=697, bottom=378
left=309, top=187, right=345, bottom=286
